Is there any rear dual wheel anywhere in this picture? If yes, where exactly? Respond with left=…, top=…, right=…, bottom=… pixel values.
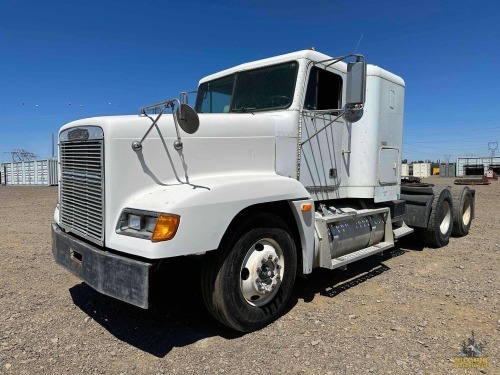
left=451, top=186, right=472, bottom=237
left=417, top=187, right=454, bottom=248
left=201, top=214, right=297, bottom=332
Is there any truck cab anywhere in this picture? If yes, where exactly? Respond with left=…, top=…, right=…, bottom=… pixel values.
left=52, top=50, right=473, bottom=332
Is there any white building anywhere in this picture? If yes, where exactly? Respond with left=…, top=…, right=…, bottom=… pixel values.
left=456, top=157, right=500, bottom=177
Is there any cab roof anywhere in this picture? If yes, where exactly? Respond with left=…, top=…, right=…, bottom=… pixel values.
left=199, top=49, right=404, bottom=87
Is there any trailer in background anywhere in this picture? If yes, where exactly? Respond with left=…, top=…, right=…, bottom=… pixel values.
left=439, top=163, right=456, bottom=177
left=401, top=163, right=409, bottom=177
left=413, top=163, right=431, bottom=178
left=1, top=160, right=58, bottom=186
left=456, top=157, right=500, bottom=177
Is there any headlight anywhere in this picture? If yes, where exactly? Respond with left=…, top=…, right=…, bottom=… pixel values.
left=116, top=209, right=180, bottom=242
left=144, top=216, right=157, bottom=232
left=127, top=214, right=142, bottom=231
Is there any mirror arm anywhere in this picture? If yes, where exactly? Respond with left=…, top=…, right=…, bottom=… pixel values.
left=180, top=92, right=188, bottom=105
left=300, top=111, right=345, bottom=146
left=179, top=89, right=198, bottom=105
left=315, top=54, right=365, bottom=68
left=132, top=106, right=168, bottom=151
left=132, top=98, right=184, bottom=151
left=172, top=103, right=184, bottom=150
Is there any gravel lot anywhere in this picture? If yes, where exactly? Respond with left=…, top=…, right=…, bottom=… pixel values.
left=0, top=177, right=498, bottom=374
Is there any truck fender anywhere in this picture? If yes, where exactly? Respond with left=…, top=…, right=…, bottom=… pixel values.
left=107, top=174, right=311, bottom=259
left=289, top=199, right=315, bottom=274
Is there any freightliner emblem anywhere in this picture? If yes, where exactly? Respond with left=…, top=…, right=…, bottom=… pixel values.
left=68, top=128, right=90, bottom=141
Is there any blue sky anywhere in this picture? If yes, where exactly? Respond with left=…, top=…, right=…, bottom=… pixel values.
left=1, top=0, right=499, bottom=163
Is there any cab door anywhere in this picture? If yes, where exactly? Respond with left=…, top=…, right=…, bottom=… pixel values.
left=299, top=66, right=345, bottom=200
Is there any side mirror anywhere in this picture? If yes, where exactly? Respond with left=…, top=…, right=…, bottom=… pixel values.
left=176, top=104, right=200, bottom=134
left=346, top=59, right=366, bottom=107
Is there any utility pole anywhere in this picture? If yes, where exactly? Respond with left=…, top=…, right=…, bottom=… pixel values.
left=488, top=142, right=498, bottom=157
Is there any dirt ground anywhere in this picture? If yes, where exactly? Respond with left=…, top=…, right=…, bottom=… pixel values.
left=0, top=177, right=498, bottom=374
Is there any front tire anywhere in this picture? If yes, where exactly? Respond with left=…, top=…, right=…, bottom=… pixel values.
left=201, top=214, right=297, bottom=332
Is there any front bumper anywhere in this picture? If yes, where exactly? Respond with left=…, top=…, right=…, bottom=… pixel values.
left=51, top=223, right=153, bottom=309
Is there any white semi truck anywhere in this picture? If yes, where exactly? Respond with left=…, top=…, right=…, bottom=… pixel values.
left=52, top=50, right=474, bottom=332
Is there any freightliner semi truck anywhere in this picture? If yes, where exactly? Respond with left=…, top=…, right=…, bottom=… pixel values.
left=51, top=50, right=474, bottom=332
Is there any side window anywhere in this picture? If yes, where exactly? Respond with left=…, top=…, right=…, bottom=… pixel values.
left=304, top=66, right=342, bottom=110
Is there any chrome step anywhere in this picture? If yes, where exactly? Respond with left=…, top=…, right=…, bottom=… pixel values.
left=393, top=225, right=414, bottom=240
left=329, top=241, right=394, bottom=270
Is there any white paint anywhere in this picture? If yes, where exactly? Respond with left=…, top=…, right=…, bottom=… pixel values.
left=55, top=49, right=406, bottom=271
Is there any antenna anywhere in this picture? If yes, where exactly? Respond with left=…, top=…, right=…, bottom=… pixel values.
left=354, top=34, right=364, bottom=52
left=488, top=142, right=498, bottom=157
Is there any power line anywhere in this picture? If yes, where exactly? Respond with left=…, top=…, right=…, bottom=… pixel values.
left=3, top=149, right=38, bottom=162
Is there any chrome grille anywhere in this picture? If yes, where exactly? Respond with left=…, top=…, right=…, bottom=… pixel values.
left=60, top=128, right=104, bottom=245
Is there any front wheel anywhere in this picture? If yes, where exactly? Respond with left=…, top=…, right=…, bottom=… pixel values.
left=201, top=215, right=297, bottom=332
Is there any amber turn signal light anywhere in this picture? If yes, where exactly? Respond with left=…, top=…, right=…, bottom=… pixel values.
left=151, top=214, right=180, bottom=242
left=301, top=203, right=312, bottom=211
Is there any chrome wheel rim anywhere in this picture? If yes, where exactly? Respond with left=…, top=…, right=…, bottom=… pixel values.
left=439, top=200, right=452, bottom=234
left=462, top=195, right=471, bottom=226
left=240, top=238, right=284, bottom=307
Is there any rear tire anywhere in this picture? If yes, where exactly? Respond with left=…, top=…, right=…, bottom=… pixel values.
left=418, top=187, right=453, bottom=248
left=451, top=186, right=472, bottom=237
left=201, top=214, right=297, bottom=332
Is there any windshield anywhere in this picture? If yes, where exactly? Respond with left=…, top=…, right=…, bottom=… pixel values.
left=195, top=61, right=298, bottom=113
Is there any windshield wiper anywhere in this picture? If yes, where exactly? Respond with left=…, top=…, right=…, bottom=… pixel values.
left=231, top=107, right=256, bottom=113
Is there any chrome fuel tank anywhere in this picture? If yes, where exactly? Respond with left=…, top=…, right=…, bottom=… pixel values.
left=327, top=214, right=385, bottom=258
